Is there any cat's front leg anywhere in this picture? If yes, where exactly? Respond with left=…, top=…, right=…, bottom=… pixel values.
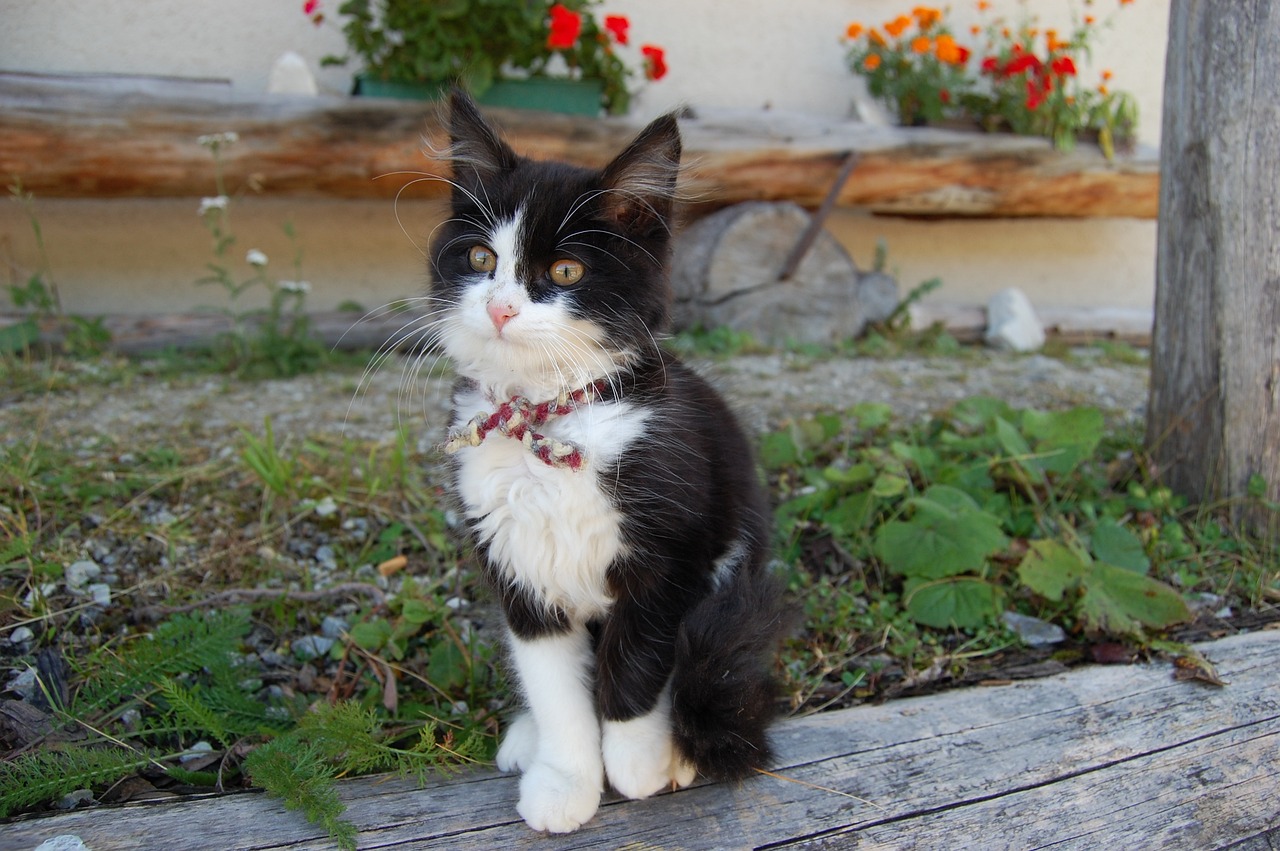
left=505, top=627, right=603, bottom=833
left=601, top=685, right=697, bottom=799
left=595, top=593, right=698, bottom=799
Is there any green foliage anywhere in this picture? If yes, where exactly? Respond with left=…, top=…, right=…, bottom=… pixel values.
left=194, top=137, right=326, bottom=379
left=323, top=0, right=655, bottom=114
left=0, top=746, right=160, bottom=818
left=246, top=701, right=488, bottom=848
left=769, top=398, right=1197, bottom=636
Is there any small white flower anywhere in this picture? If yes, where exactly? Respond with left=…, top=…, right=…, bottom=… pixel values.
left=246, top=248, right=269, bottom=267
left=197, top=131, right=239, bottom=148
left=279, top=280, right=312, bottom=294
left=198, top=195, right=229, bottom=216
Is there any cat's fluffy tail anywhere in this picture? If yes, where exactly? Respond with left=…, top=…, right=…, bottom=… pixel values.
left=669, top=565, right=787, bottom=781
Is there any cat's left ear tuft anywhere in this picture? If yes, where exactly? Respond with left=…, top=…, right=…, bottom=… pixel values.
left=599, top=113, right=682, bottom=234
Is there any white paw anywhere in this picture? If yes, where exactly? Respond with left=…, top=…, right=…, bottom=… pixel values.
left=496, top=712, right=539, bottom=773
left=602, top=719, right=697, bottom=800
left=516, top=761, right=602, bottom=834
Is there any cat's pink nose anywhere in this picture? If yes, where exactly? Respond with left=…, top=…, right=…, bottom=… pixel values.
left=487, top=301, right=518, bottom=332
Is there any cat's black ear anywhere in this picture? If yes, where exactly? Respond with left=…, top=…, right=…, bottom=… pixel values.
left=446, top=88, right=519, bottom=179
left=599, top=112, right=682, bottom=234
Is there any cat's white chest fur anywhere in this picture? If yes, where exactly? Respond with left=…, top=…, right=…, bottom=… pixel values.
left=452, top=384, right=650, bottom=621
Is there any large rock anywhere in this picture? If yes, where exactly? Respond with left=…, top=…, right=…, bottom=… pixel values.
left=670, top=202, right=896, bottom=345
left=984, top=287, right=1046, bottom=352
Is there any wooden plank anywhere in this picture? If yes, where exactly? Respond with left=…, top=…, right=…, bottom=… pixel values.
left=0, top=72, right=1159, bottom=218
left=5, top=630, right=1276, bottom=849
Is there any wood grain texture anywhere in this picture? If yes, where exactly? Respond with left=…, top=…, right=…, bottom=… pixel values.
left=1147, top=1, right=1280, bottom=527
left=0, top=72, right=1159, bottom=218
left=5, top=629, right=1277, bottom=850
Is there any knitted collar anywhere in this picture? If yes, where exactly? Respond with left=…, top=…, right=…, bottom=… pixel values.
left=443, top=378, right=612, bottom=471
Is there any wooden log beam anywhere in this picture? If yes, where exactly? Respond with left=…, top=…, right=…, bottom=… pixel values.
left=0, top=72, right=1159, bottom=218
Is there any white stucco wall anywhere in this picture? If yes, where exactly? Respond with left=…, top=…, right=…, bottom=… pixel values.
left=0, top=0, right=1169, bottom=320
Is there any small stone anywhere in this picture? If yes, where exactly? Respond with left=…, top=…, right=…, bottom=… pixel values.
left=7, top=666, right=37, bottom=699
left=65, top=560, right=102, bottom=591
left=9, top=625, right=34, bottom=646
left=121, top=708, right=142, bottom=731
left=55, top=789, right=96, bottom=810
left=313, top=496, right=339, bottom=517
left=179, top=741, right=214, bottom=763
left=445, top=597, right=469, bottom=611
left=35, top=835, right=90, bottom=851
left=88, top=583, right=112, bottom=607
left=22, top=582, right=58, bottom=609
left=856, top=271, right=901, bottom=328
left=985, top=288, right=1046, bottom=352
left=1001, top=611, right=1066, bottom=646
left=320, top=615, right=349, bottom=639
left=259, top=650, right=287, bottom=668
left=268, top=52, right=319, bottom=95
left=314, top=545, right=338, bottom=568
left=293, top=635, right=335, bottom=660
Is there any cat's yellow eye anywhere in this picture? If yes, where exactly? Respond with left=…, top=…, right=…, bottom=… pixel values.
left=468, top=245, right=497, bottom=273
left=549, top=259, right=585, bottom=287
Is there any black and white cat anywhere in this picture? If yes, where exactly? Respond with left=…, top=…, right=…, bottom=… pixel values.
left=430, top=91, right=783, bottom=834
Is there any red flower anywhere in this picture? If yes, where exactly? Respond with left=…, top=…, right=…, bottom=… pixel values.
left=1025, top=79, right=1046, bottom=110
left=547, top=4, right=582, bottom=50
left=956, top=45, right=972, bottom=64
left=642, top=44, right=668, bottom=81
left=303, top=0, right=319, bottom=14
left=1003, top=53, right=1042, bottom=76
left=604, top=14, right=630, bottom=45
left=1051, top=55, right=1077, bottom=76
left=980, top=55, right=1000, bottom=73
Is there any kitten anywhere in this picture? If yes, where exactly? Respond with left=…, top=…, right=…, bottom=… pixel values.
left=430, top=90, right=784, bottom=834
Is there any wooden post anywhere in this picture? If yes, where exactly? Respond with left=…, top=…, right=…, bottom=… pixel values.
left=1147, top=1, right=1280, bottom=535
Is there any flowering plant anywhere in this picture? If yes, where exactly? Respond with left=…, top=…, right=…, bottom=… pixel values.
left=844, top=3, right=1138, bottom=156
left=307, top=0, right=666, bottom=115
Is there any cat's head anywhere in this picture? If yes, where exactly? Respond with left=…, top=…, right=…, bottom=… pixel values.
left=429, top=90, right=681, bottom=401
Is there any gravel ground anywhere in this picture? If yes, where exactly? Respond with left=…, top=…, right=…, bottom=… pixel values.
left=0, top=349, right=1149, bottom=453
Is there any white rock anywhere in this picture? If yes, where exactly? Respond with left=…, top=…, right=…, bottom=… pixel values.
left=9, top=625, right=34, bottom=645
left=35, top=834, right=90, bottom=850
left=268, top=51, right=318, bottom=96
left=65, top=559, right=102, bottom=591
left=985, top=287, right=1046, bottom=352
left=1001, top=611, right=1066, bottom=646
left=88, top=583, right=112, bottom=606
left=179, top=741, right=214, bottom=763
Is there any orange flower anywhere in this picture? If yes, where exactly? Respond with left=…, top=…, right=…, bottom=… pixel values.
left=1101, top=69, right=1114, bottom=80
left=885, top=15, right=912, bottom=37
left=846, top=22, right=864, bottom=39
left=970, top=25, right=982, bottom=36
left=977, top=0, right=991, bottom=10
left=1045, top=29, right=1062, bottom=52
left=868, top=27, right=886, bottom=46
left=1099, top=84, right=1109, bottom=94
left=935, top=33, right=963, bottom=64
left=911, top=36, right=932, bottom=53
left=1120, top=0, right=1134, bottom=5
left=1085, top=15, right=1096, bottom=24
left=912, top=6, right=942, bottom=28
left=864, top=53, right=883, bottom=71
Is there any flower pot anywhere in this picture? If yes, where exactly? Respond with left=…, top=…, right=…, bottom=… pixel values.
left=352, top=75, right=604, bottom=116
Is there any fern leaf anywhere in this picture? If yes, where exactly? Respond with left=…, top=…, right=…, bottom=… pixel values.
left=74, top=610, right=251, bottom=715
left=245, top=737, right=357, bottom=851
left=0, top=746, right=157, bottom=818
left=158, top=677, right=233, bottom=749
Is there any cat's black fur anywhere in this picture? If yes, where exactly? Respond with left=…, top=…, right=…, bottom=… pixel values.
left=430, top=91, right=785, bottom=830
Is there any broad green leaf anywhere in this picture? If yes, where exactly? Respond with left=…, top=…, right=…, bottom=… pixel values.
left=822, top=461, right=876, bottom=487
left=348, top=619, right=392, bottom=652
left=826, top=491, right=875, bottom=538
left=871, top=472, right=909, bottom=499
left=891, top=441, right=938, bottom=476
left=1079, top=562, right=1192, bottom=635
left=995, top=417, right=1046, bottom=484
left=400, top=598, right=435, bottom=626
left=950, top=396, right=1016, bottom=429
left=851, top=402, right=893, bottom=431
left=1022, top=407, right=1104, bottom=475
left=903, top=576, right=1002, bottom=629
left=873, top=486, right=1009, bottom=579
left=1017, top=539, right=1089, bottom=601
left=427, top=640, right=467, bottom=691
left=0, top=318, right=39, bottom=353
left=758, top=430, right=798, bottom=469
left=1091, top=519, right=1149, bottom=574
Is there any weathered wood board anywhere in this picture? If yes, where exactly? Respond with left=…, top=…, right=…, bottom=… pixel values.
left=5, top=629, right=1277, bottom=850
left=0, top=72, right=1159, bottom=218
